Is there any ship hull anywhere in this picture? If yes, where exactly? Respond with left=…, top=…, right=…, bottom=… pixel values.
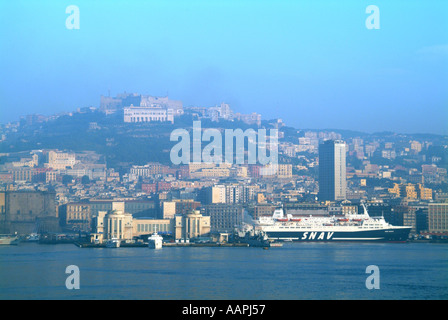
left=0, top=236, right=20, bottom=245
left=148, top=241, right=162, bottom=249
left=106, top=240, right=121, bottom=248
left=263, top=227, right=411, bottom=242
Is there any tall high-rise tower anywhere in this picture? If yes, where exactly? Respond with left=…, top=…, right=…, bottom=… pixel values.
left=318, top=140, right=347, bottom=201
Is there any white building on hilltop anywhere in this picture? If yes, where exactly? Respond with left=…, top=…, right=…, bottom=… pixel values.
left=124, top=105, right=174, bottom=123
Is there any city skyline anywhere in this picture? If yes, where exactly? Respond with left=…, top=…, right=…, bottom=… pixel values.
left=1, top=0, right=448, bottom=304
left=1, top=90, right=448, bottom=138
left=1, top=1, right=447, bottom=135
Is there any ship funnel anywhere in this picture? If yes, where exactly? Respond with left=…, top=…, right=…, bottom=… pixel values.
left=272, top=208, right=284, bottom=219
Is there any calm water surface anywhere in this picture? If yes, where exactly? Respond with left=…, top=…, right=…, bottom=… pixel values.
left=1, top=242, right=447, bottom=300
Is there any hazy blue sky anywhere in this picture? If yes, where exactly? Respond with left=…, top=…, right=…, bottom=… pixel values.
left=0, top=0, right=447, bottom=134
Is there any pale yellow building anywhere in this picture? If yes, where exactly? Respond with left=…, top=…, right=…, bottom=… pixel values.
left=92, top=203, right=210, bottom=242
left=174, top=210, right=211, bottom=240
left=389, top=183, right=428, bottom=200
left=161, top=201, right=176, bottom=219
left=9, top=168, right=34, bottom=182
left=12, top=154, right=38, bottom=168
left=63, top=203, right=91, bottom=231
left=277, top=164, right=293, bottom=178
left=237, top=166, right=248, bottom=177
left=190, top=167, right=230, bottom=178
left=95, top=202, right=133, bottom=241
left=404, top=184, right=418, bottom=200
left=261, top=164, right=293, bottom=178
left=134, top=218, right=173, bottom=237
left=418, top=184, right=433, bottom=200
left=46, top=171, right=58, bottom=183
left=188, top=162, right=215, bottom=174
left=207, top=185, right=226, bottom=204
left=46, top=150, right=77, bottom=170
left=188, top=163, right=232, bottom=178
left=342, top=205, right=358, bottom=215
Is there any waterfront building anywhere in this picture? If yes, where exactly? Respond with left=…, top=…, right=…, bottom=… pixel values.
left=404, top=205, right=428, bottom=235
left=174, top=209, right=211, bottom=240
left=91, top=202, right=210, bottom=242
left=89, top=199, right=156, bottom=219
left=201, top=204, right=244, bottom=233
left=134, top=210, right=210, bottom=241
left=134, top=218, right=173, bottom=238
left=252, top=204, right=277, bottom=219
left=366, top=203, right=404, bottom=227
left=428, top=203, right=448, bottom=234
left=415, top=207, right=429, bottom=234
left=95, top=202, right=134, bottom=240
left=59, top=202, right=91, bottom=232
left=0, top=190, right=58, bottom=235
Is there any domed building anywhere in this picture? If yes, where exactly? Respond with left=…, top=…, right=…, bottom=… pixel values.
left=174, top=209, right=210, bottom=240
left=93, top=202, right=133, bottom=241
left=91, top=203, right=210, bottom=244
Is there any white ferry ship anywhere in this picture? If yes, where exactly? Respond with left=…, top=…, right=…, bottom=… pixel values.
left=255, top=204, right=411, bottom=242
